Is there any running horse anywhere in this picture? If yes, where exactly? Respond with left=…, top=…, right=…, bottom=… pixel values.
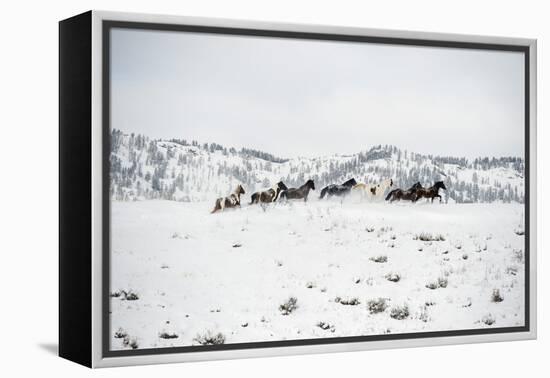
left=414, top=181, right=447, bottom=203
left=250, top=181, right=288, bottom=204
left=278, top=179, right=315, bottom=202
left=211, top=184, right=246, bottom=213
left=385, top=182, right=423, bottom=202
left=319, top=178, right=357, bottom=199
left=352, top=178, right=394, bottom=201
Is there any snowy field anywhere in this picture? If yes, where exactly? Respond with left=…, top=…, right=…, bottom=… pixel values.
left=110, top=199, right=526, bottom=350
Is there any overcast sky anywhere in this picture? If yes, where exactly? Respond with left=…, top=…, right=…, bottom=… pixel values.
left=111, top=28, right=524, bottom=159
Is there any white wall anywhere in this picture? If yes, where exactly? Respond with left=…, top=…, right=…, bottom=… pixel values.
left=0, top=0, right=545, bottom=376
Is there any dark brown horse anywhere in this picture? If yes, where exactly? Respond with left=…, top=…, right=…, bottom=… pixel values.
left=250, top=181, right=288, bottom=204
left=319, top=178, right=357, bottom=199
left=211, top=184, right=245, bottom=213
left=385, top=182, right=422, bottom=202
left=414, top=181, right=447, bottom=203
left=279, top=179, right=315, bottom=202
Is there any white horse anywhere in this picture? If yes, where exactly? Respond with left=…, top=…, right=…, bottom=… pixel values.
left=352, top=178, right=394, bottom=201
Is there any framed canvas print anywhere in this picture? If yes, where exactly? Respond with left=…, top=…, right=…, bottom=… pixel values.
left=59, top=10, right=537, bottom=368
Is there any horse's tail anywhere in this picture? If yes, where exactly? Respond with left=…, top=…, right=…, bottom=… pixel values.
left=319, top=186, right=328, bottom=199
left=249, top=193, right=257, bottom=205
left=385, top=189, right=397, bottom=201
left=211, top=199, right=220, bottom=213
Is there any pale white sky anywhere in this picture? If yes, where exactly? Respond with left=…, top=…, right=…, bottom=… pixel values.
left=111, top=28, right=525, bottom=159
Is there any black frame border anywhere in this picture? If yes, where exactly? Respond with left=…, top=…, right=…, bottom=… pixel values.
left=59, top=10, right=93, bottom=367
left=102, top=20, right=531, bottom=358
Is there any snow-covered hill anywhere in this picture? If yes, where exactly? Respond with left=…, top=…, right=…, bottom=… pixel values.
left=110, top=129, right=525, bottom=203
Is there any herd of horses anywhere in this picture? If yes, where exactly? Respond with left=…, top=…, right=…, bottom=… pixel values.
left=211, top=177, right=447, bottom=213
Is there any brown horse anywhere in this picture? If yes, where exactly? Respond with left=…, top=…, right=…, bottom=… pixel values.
left=250, top=181, right=288, bottom=204
left=385, top=182, right=422, bottom=202
left=414, top=181, right=447, bottom=203
left=211, top=184, right=245, bottom=213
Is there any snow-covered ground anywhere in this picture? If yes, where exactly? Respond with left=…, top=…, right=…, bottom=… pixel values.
left=110, top=198, right=525, bottom=350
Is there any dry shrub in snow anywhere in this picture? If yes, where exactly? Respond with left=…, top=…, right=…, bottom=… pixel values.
left=367, top=298, right=388, bottom=314
left=482, top=314, right=496, bottom=326
left=491, top=289, right=504, bottom=303
left=194, top=331, right=226, bottom=345
left=385, top=272, right=401, bottom=282
left=513, top=249, right=524, bottom=263
left=414, top=233, right=445, bottom=242
left=426, top=277, right=448, bottom=290
left=335, top=297, right=360, bottom=306
left=475, top=243, right=488, bottom=253
left=506, top=265, right=519, bottom=276
left=416, top=305, right=431, bottom=323
left=122, top=335, right=138, bottom=349
left=114, top=328, right=127, bottom=339
left=111, top=290, right=139, bottom=300
left=159, top=331, right=179, bottom=339
left=305, top=281, right=316, bottom=289
left=390, top=304, right=410, bottom=320
left=171, top=232, right=190, bottom=240
left=122, top=290, right=139, bottom=301
left=425, top=282, right=438, bottom=290
left=317, top=321, right=330, bottom=330
left=279, top=297, right=298, bottom=315
left=115, top=328, right=137, bottom=349
left=317, top=321, right=335, bottom=332
left=514, top=227, right=525, bottom=236
left=370, top=255, right=388, bottom=263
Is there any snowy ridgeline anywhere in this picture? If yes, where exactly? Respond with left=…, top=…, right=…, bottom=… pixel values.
left=110, top=200, right=526, bottom=350
left=110, top=129, right=525, bottom=203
